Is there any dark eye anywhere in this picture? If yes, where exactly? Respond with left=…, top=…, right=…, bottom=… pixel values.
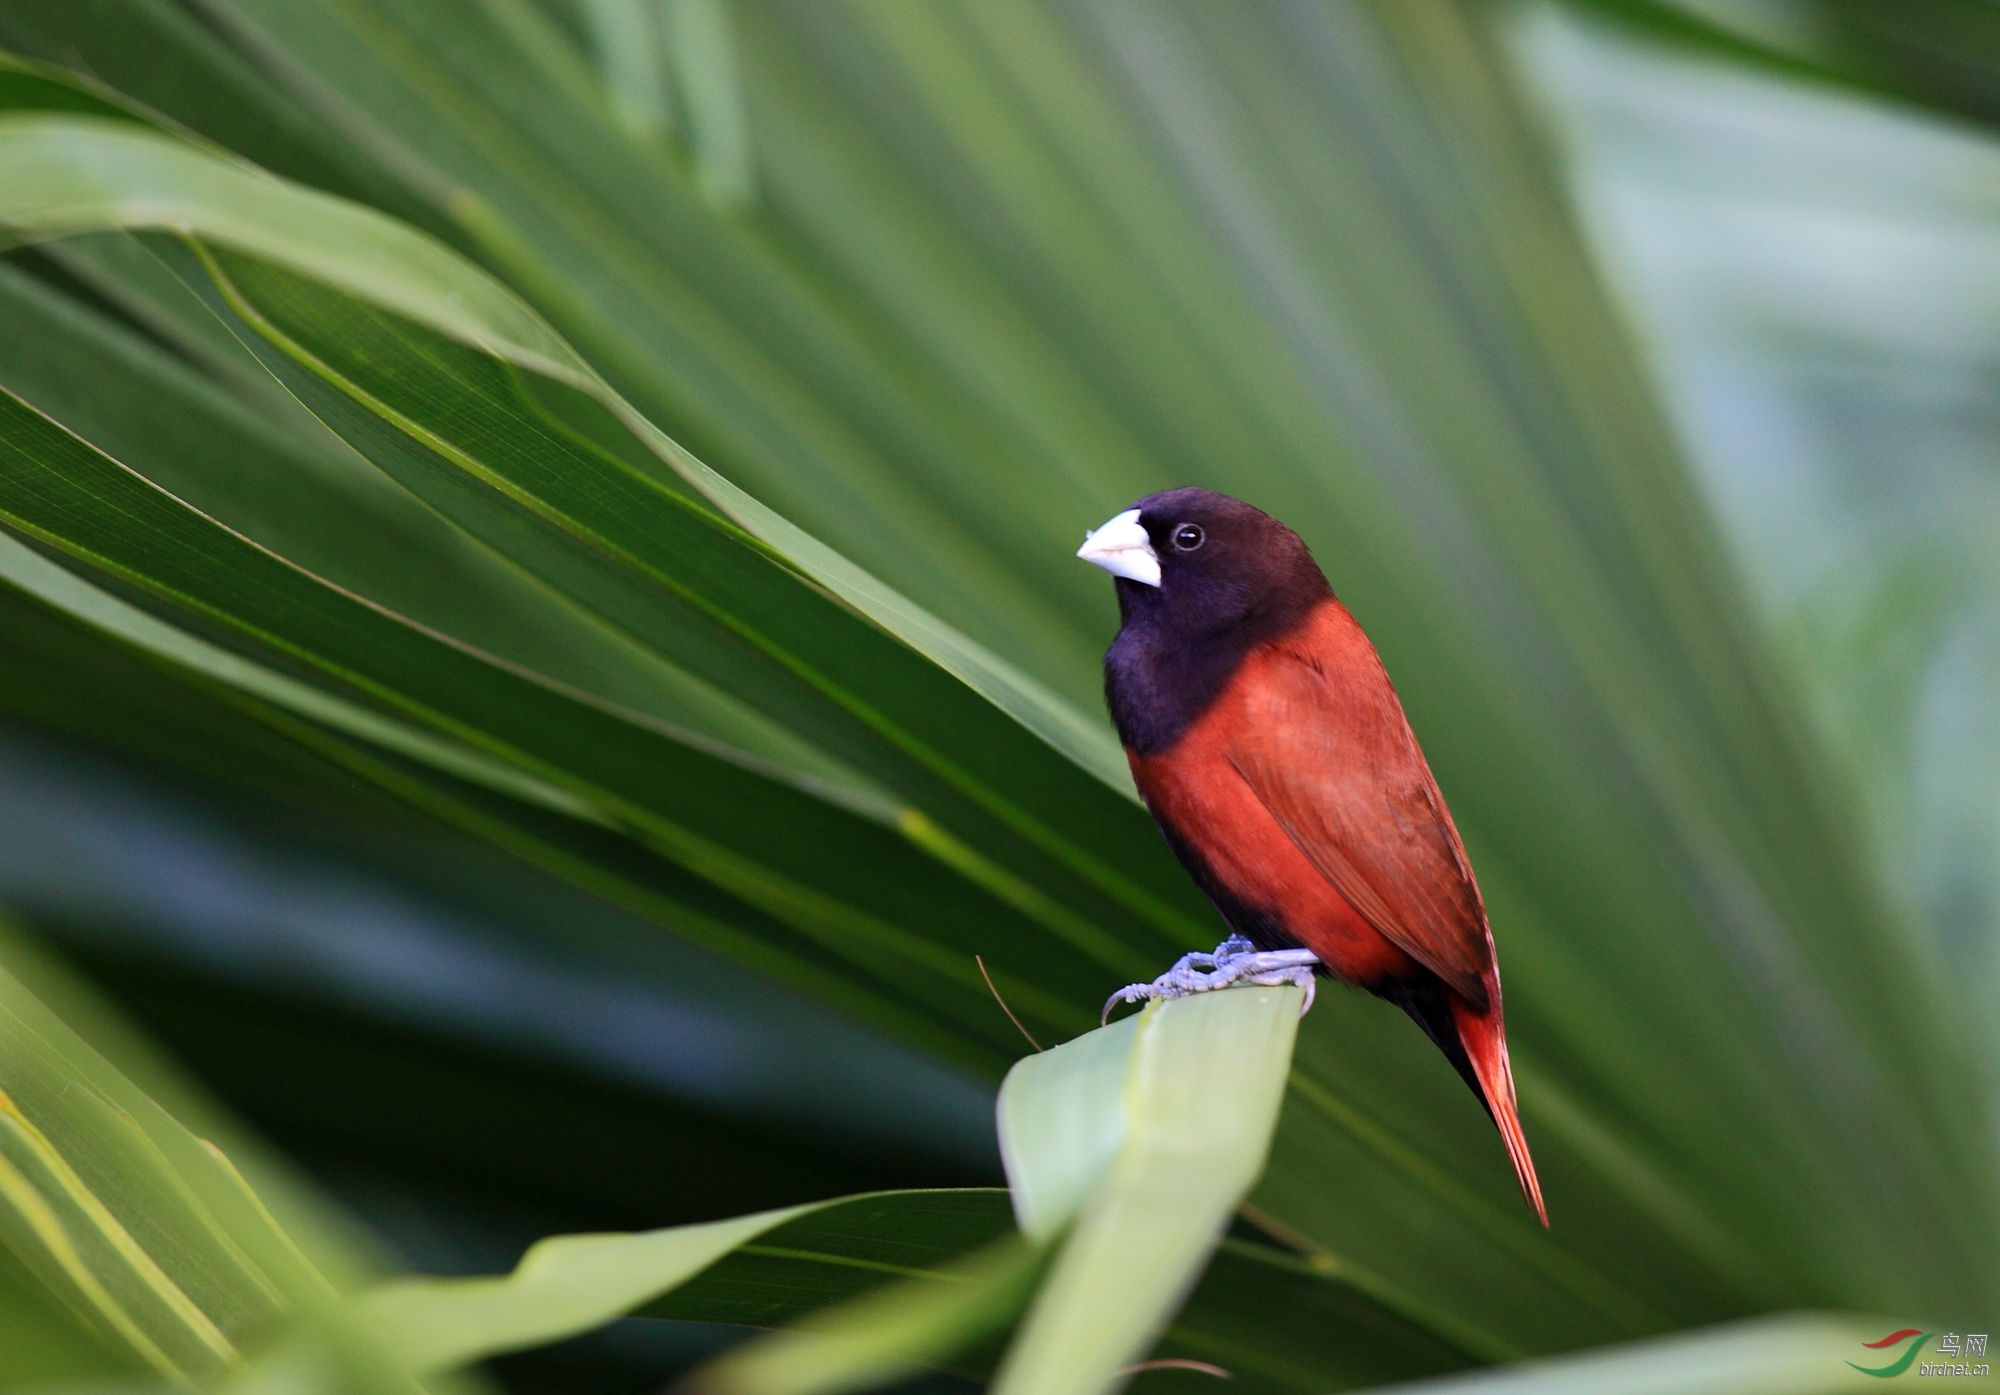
left=1171, top=523, right=1205, bottom=551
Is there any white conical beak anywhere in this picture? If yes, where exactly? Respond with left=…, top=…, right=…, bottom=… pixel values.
left=1076, top=508, right=1161, bottom=587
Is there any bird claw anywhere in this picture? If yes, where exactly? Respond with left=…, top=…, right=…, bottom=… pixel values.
left=1102, top=938, right=1321, bottom=1024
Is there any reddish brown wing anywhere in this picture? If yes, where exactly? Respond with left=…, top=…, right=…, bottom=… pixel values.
left=1222, top=610, right=1493, bottom=1010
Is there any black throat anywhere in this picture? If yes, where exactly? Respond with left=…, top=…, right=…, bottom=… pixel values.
left=1103, top=581, right=1327, bottom=755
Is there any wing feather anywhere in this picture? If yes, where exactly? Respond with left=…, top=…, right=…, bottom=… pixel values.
left=1223, top=640, right=1492, bottom=1009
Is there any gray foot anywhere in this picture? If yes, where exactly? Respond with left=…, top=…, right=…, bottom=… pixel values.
left=1103, top=936, right=1320, bottom=1024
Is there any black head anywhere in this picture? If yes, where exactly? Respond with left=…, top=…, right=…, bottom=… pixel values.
left=1077, top=487, right=1331, bottom=639
left=1080, top=489, right=1335, bottom=752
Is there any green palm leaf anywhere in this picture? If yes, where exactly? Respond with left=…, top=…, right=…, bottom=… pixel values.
left=0, top=2, right=1989, bottom=1391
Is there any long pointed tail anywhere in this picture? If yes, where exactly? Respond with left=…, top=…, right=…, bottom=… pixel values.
left=1448, top=994, right=1548, bottom=1227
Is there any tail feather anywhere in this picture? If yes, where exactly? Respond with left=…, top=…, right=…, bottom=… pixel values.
left=1448, top=993, right=1548, bottom=1227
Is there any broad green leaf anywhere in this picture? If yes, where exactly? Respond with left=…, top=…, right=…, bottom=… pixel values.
left=0, top=530, right=599, bottom=827
left=0, top=938, right=304, bottom=1382
left=0, top=386, right=1105, bottom=1067
left=0, top=539, right=1063, bottom=1109
left=0, top=111, right=1136, bottom=800
left=355, top=1190, right=1010, bottom=1376
left=0, top=0, right=443, bottom=235
left=0, top=255, right=857, bottom=787
left=694, top=987, right=1308, bottom=1395
left=692, top=1238, right=1040, bottom=1395
left=1358, top=1312, right=1921, bottom=1395
left=993, top=1016, right=1134, bottom=1243
left=0, top=924, right=435, bottom=1393
left=686, top=1230, right=1500, bottom=1393
left=0, top=116, right=576, bottom=373
left=991, top=988, right=1301, bottom=1395
left=350, top=992, right=1469, bottom=1395
left=173, top=243, right=1177, bottom=939
left=65, top=0, right=1112, bottom=681
left=352, top=1183, right=1472, bottom=1395
left=0, top=111, right=1211, bottom=991
left=0, top=603, right=997, bottom=1250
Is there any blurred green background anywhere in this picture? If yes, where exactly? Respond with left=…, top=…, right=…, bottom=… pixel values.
left=0, top=1, right=1993, bottom=1391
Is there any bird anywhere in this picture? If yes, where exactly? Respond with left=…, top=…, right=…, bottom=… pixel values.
left=1076, top=487, right=1547, bottom=1226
